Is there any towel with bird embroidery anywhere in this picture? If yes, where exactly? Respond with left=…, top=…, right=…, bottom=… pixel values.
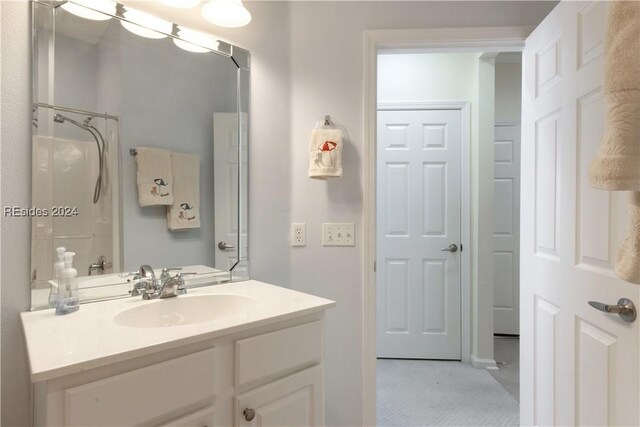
left=167, top=152, right=201, bottom=230
left=135, top=147, right=174, bottom=206
left=308, top=128, right=343, bottom=179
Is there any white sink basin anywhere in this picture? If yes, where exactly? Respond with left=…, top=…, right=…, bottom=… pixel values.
left=113, top=294, right=256, bottom=328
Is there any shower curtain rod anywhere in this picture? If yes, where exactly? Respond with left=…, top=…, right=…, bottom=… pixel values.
left=33, top=103, right=119, bottom=121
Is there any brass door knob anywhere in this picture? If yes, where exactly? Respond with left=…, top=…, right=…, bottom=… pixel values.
left=243, top=408, right=256, bottom=422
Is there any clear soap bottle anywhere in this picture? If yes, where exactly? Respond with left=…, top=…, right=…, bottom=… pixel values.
left=55, top=251, right=79, bottom=315
left=49, top=246, right=66, bottom=309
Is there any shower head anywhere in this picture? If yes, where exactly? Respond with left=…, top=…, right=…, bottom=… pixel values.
left=53, top=113, right=86, bottom=129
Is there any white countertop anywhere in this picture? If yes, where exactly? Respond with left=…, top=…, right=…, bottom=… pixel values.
left=21, top=280, right=336, bottom=382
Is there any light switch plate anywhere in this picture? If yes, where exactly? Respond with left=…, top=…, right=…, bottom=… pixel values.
left=322, top=223, right=355, bottom=246
left=291, top=223, right=306, bottom=246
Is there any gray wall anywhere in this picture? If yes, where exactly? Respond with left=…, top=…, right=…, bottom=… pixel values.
left=1, top=2, right=33, bottom=426
left=1, top=2, right=556, bottom=425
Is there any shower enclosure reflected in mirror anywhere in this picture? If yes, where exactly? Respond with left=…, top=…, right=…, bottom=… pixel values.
left=30, top=0, right=249, bottom=310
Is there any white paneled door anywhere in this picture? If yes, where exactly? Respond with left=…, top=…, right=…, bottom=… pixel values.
left=377, top=108, right=462, bottom=360
left=493, top=125, right=521, bottom=335
left=213, top=113, right=247, bottom=273
left=521, top=1, right=639, bottom=425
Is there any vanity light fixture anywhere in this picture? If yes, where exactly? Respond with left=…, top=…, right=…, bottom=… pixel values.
left=174, top=27, right=220, bottom=53
left=121, top=7, right=173, bottom=39
left=201, top=0, right=251, bottom=28
left=60, top=0, right=116, bottom=21
left=160, top=0, right=201, bottom=8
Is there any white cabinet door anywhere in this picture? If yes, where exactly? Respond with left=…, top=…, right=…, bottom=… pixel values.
left=493, top=124, right=521, bottom=335
left=235, top=366, right=324, bottom=427
left=376, top=108, right=462, bottom=360
left=521, top=1, right=639, bottom=425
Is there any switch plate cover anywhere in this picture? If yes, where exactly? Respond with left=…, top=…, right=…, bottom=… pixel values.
left=322, top=223, right=355, bottom=246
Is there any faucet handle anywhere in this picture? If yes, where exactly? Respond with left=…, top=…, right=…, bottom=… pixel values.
left=160, top=267, right=182, bottom=282
left=174, top=272, right=196, bottom=295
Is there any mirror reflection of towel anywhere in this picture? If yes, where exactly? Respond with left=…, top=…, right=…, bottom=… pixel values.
left=167, top=152, right=201, bottom=230
left=135, top=147, right=174, bottom=206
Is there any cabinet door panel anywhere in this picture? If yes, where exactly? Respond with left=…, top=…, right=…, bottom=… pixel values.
left=160, top=405, right=216, bottom=427
left=235, top=366, right=323, bottom=427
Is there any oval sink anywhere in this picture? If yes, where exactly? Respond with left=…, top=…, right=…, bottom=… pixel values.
left=113, top=294, right=255, bottom=328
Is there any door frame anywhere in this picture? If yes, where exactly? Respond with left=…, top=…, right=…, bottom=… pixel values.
left=362, top=26, right=533, bottom=426
left=376, top=101, right=470, bottom=361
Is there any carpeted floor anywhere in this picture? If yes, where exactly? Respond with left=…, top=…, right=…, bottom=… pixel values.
left=377, top=358, right=519, bottom=426
left=489, top=336, right=520, bottom=401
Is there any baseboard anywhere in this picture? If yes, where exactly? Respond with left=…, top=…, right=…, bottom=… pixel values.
left=470, top=354, right=498, bottom=370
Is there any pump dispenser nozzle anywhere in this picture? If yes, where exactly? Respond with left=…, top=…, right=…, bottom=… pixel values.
left=63, top=251, right=76, bottom=268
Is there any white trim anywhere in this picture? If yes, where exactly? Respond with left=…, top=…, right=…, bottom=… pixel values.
left=471, top=354, right=499, bottom=370
left=376, top=101, right=472, bottom=367
left=362, top=26, right=532, bottom=426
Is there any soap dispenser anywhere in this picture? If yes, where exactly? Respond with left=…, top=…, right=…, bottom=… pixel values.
left=56, top=251, right=79, bottom=315
left=49, top=246, right=66, bottom=308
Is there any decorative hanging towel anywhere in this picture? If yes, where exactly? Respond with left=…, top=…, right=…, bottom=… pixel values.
left=587, top=1, right=640, bottom=285
left=308, top=128, right=343, bottom=179
left=615, top=192, right=640, bottom=284
left=588, top=0, right=639, bottom=190
left=135, top=147, right=174, bottom=207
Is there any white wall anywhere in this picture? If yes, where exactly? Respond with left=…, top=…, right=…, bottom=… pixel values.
left=378, top=53, right=480, bottom=103
left=1, top=2, right=556, bottom=426
left=495, top=59, right=522, bottom=123
left=474, top=53, right=496, bottom=364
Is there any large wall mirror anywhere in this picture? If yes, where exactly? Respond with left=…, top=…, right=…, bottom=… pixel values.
left=30, top=0, right=249, bottom=310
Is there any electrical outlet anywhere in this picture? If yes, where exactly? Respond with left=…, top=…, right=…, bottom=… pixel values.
left=291, top=223, right=306, bottom=247
left=322, top=223, right=355, bottom=246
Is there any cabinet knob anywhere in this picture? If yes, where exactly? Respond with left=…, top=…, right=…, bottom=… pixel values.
left=243, top=408, right=256, bottom=422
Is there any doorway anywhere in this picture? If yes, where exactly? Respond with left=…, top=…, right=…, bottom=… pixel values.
left=374, top=50, right=522, bottom=425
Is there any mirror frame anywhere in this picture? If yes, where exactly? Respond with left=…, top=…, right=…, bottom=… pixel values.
left=30, top=0, right=250, bottom=309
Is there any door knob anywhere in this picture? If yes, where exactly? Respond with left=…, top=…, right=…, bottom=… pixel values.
left=218, top=241, right=236, bottom=250
left=588, top=298, right=636, bottom=323
left=440, top=243, right=458, bottom=253
left=243, top=408, right=256, bottom=422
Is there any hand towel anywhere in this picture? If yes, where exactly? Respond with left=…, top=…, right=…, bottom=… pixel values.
left=167, top=152, right=201, bottom=230
left=308, top=128, right=343, bottom=179
left=135, top=147, right=174, bottom=206
left=615, top=192, right=640, bottom=284
left=588, top=0, right=639, bottom=191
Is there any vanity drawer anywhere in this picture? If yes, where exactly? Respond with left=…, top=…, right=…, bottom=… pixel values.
left=64, top=348, right=216, bottom=426
left=236, top=321, right=322, bottom=387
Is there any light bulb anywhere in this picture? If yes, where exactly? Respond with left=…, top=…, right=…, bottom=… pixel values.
left=201, top=0, right=251, bottom=28
left=60, top=0, right=116, bottom=21
left=174, top=27, right=219, bottom=53
left=160, top=0, right=201, bottom=8
left=121, top=7, right=173, bottom=39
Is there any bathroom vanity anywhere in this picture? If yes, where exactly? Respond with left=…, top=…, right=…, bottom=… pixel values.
left=21, top=280, right=335, bottom=426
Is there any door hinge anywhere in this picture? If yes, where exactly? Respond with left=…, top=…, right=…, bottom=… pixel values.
left=460, top=244, right=463, bottom=252
left=374, top=261, right=376, bottom=272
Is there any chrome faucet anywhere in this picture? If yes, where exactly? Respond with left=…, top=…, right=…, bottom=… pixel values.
left=134, top=266, right=192, bottom=300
